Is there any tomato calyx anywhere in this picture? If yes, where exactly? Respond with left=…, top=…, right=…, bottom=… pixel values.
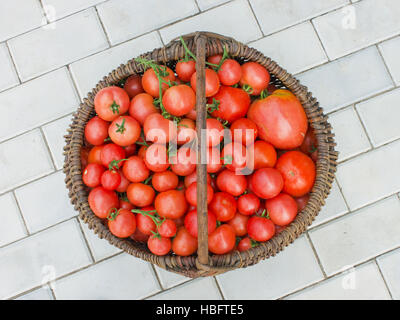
left=260, top=89, right=270, bottom=100
left=115, top=118, right=126, bottom=134
left=221, top=154, right=233, bottom=165
left=213, top=45, right=230, bottom=71
left=110, top=101, right=121, bottom=114
left=132, top=208, right=165, bottom=228
left=108, top=158, right=127, bottom=171
left=107, top=208, right=120, bottom=221
left=206, top=98, right=220, bottom=114
left=242, top=84, right=254, bottom=95
left=117, top=191, right=129, bottom=202
left=251, top=239, right=259, bottom=248
left=104, top=137, right=112, bottom=142
left=259, top=209, right=270, bottom=219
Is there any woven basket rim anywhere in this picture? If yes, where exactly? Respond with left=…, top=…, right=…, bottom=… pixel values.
left=63, top=31, right=338, bottom=278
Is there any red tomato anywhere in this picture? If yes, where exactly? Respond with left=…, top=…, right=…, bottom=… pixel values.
left=184, top=171, right=211, bottom=188
left=124, top=144, right=137, bottom=157
left=208, top=224, right=236, bottom=255
left=137, top=144, right=149, bottom=159
left=209, top=192, right=237, bottom=222
left=227, top=212, right=249, bottom=236
left=142, top=66, right=175, bottom=98
left=177, top=118, right=196, bottom=145
left=100, top=143, right=126, bottom=168
left=247, top=89, right=308, bottom=149
left=108, top=115, right=141, bottom=147
left=144, top=143, right=169, bottom=172
left=119, top=198, right=134, bottom=211
left=107, top=208, right=136, bottom=238
left=184, top=209, right=217, bottom=238
left=237, top=193, right=260, bottom=216
left=155, top=190, right=188, bottom=219
left=176, top=60, right=196, bottom=82
left=115, top=170, right=130, bottom=192
left=247, top=216, right=275, bottom=242
left=265, top=193, right=298, bottom=226
left=218, top=59, right=242, bottom=86
left=216, top=169, right=247, bottom=196
left=135, top=206, right=156, bottom=235
left=152, top=170, right=179, bottom=192
left=185, top=182, right=214, bottom=207
left=210, top=86, right=250, bottom=123
left=88, top=145, right=104, bottom=165
left=191, top=68, right=220, bottom=97
left=163, top=84, right=196, bottom=116
left=206, top=118, right=224, bottom=147
left=101, top=170, right=121, bottom=190
left=124, top=75, right=144, bottom=98
left=126, top=183, right=155, bottom=207
left=276, top=151, right=316, bottom=197
left=129, top=93, right=159, bottom=125
left=82, top=163, right=105, bottom=188
left=300, top=128, right=318, bottom=162
left=294, top=193, right=310, bottom=212
left=170, top=147, right=196, bottom=176
left=94, top=86, right=130, bottom=121
left=237, top=237, right=253, bottom=252
left=230, top=118, right=258, bottom=146
left=221, top=142, right=248, bottom=172
left=130, top=227, right=150, bottom=243
left=157, top=219, right=177, bottom=238
left=206, top=147, right=222, bottom=173
left=88, top=187, right=119, bottom=219
left=172, top=227, right=198, bottom=256
left=251, top=140, right=277, bottom=170
left=122, top=156, right=150, bottom=183
left=239, top=62, right=270, bottom=95
left=143, top=113, right=177, bottom=144
left=81, top=147, right=90, bottom=168
left=147, top=235, right=171, bottom=256
left=207, top=54, right=222, bottom=65
left=85, top=116, right=109, bottom=146
left=250, top=168, right=283, bottom=199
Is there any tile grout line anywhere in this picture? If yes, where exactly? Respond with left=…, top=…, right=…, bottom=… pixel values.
left=305, top=232, right=327, bottom=278
left=376, top=44, right=397, bottom=87
left=39, top=127, right=58, bottom=171
left=94, top=5, right=112, bottom=47
left=310, top=19, right=331, bottom=62
left=37, top=0, right=50, bottom=24
left=11, top=191, right=31, bottom=236
left=142, top=278, right=194, bottom=300
left=150, top=264, right=165, bottom=291
left=373, top=259, right=394, bottom=300
left=75, top=217, right=96, bottom=264
left=246, top=0, right=265, bottom=37
left=193, top=0, right=201, bottom=12
left=213, top=277, right=226, bottom=300
left=156, top=30, right=165, bottom=46
left=351, top=104, right=375, bottom=149
left=4, top=41, right=22, bottom=84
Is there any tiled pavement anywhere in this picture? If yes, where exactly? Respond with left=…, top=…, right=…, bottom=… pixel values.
left=1, top=0, right=399, bottom=300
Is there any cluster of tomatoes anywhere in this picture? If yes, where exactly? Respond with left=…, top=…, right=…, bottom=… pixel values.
left=81, top=42, right=318, bottom=257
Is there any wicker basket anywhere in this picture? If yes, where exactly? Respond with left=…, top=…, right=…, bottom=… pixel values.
left=63, top=32, right=338, bottom=278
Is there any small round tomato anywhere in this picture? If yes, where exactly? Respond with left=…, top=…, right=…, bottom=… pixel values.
left=184, top=209, right=217, bottom=238
left=170, top=147, right=196, bottom=177
left=230, top=118, right=258, bottom=146
left=276, top=151, right=316, bottom=197
left=144, top=143, right=169, bottom=172
left=107, top=208, right=136, bottom=238
left=94, top=86, right=130, bottom=121
left=294, top=193, right=310, bottom=212
left=218, top=59, right=242, bottom=86
left=157, top=219, right=177, bottom=238
left=237, top=237, right=253, bottom=252
left=177, top=118, right=196, bottom=145
left=191, top=68, right=220, bottom=97
left=82, top=163, right=105, bottom=188
left=209, top=192, right=237, bottom=222
left=143, top=113, right=177, bottom=144
left=115, top=170, right=130, bottom=193
left=100, top=143, right=126, bottom=168
left=130, top=227, right=150, bottom=243
left=129, top=93, right=159, bottom=125
left=206, top=147, right=222, bottom=173
left=247, top=216, right=275, bottom=242
left=124, top=75, right=144, bottom=98
left=184, top=171, right=211, bottom=188
left=101, top=170, right=121, bottom=190
left=265, top=193, right=298, bottom=226
left=300, top=128, right=318, bottom=162
left=216, top=169, right=247, bottom=197
left=251, top=140, right=277, bottom=170
left=221, top=142, right=248, bottom=172
left=135, top=206, right=157, bottom=235
left=126, top=183, right=155, bottom=207
left=185, top=182, right=214, bottom=207
left=142, top=66, right=176, bottom=98
left=137, top=144, right=149, bottom=159
left=185, top=107, right=197, bottom=120
left=147, top=235, right=171, bottom=256
left=122, top=156, right=150, bottom=183
left=172, top=227, right=198, bottom=256
left=119, top=198, right=134, bottom=211
left=227, top=212, right=249, bottom=236
left=237, top=193, right=260, bottom=216
left=85, top=116, right=109, bottom=146
left=208, top=224, right=236, bottom=255
left=207, top=54, right=223, bottom=65
left=88, top=187, right=119, bottom=219
left=108, top=115, right=141, bottom=147
left=163, top=84, right=196, bottom=117
left=155, top=190, right=188, bottom=219
left=250, top=168, right=283, bottom=199
left=124, top=144, right=137, bottom=157
left=239, top=62, right=270, bottom=95
left=176, top=60, right=196, bottom=82
left=152, top=170, right=179, bottom=192
left=88, top=145, right=104, bottom=165
left=206, top=118, right=224, bottom=147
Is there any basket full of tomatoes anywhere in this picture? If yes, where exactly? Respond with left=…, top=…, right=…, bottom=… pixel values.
left=64, top=32, right=337, bottom=278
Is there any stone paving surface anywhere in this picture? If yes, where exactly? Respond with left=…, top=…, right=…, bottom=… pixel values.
left=0, top=0, right=399, bottom=300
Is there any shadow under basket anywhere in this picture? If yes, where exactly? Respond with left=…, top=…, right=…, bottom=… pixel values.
left=63, top=32, right=338, bottom=278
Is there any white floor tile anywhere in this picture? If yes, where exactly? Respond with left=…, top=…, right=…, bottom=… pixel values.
left=0, top=193, right=27, bottom=247
left=0, top=43, right=19, bottom=92
left=15, top=286, right=54, bottom=300
left=42, top=0, right=106, bottom=21
left=379, top=36, right=400, bottom=85
left=196, top=0, right=231, bottom=11
left=376, top=248, right=400, bottom=299
left=154, top=266, right=191, bottom=289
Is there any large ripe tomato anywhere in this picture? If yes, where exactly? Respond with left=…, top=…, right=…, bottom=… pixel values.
left=247, top=216, right=275, bottom=242
left=152, top=170, right=179, bottom=192
left=265, top=193, right=298, bottom=226
left=163, top=84, right=196, bottom=116
left=142, top=66, right=176, bottom=98
left=227, top=212, right=249, bottom=236
left=216, top=169, right=247, bottom=196
left=94, top=86, right=130, bottom=121
left=82, top=163, right=105, bottom=188
left=129, top=93, right=159, bottom=125
left=124, top=75, right=144, bottom=98
left=206, top=147, right=222, bottom=173
left=170, top=147, right=196, bottom=176
left=300, top=127, right=318, bottom=162
left=210, top=86, right=250, bottom=123
left=239, top=62, right=270, bottom=95
left=177, top=118, right=196, bottom=145
left=155, top=190, right=188, bottom=219
left=191, top=68, right=220, bottom=97
left=209, top=191, right=237, bottom=222
left=126, top=183, right=155, bottom=207
left=100, top=143, right=126, bottom=168
left=88, top=145, right=104, bottom=165
left=184, top=209, right=217, bottom=238
left=221, top=142, right=248, bottom=172
left=108, top=115, right=141, bottom=147
left=101, top=170, right=121, bottom=190
left=206, top=118, right=224, bottom=147
left=85, top=116, right=109, bottom=146
left=208, top=224, right=236, bottom=255
left=147, top=235, right=171, bottom=256
left=122, top=156, right=150, bottom=183
left=88, top=187, right=119, bottom=219
left=143, top=113, right=177, bottom=144
left=144, top=143, right=170, bottom=172
left=251, top=140, right=277, bottom=170
left=276, top=151, right=316, bottom=197
left=185, top=182, right=214, bottom=207
left=172, top=227, right=198, bottom=256
left=250, top=168, right=283, bottom=199
left=108, top=208, right=136, bottom=238
left=176, top=60, right=196, bottom=82
left=230, top=118, right=258, bottom=146
left=237, top=193, right=260, bottom=216
left=247, top=89, right=308, bottom=149
left=218, top=59, right=242, bottom=86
